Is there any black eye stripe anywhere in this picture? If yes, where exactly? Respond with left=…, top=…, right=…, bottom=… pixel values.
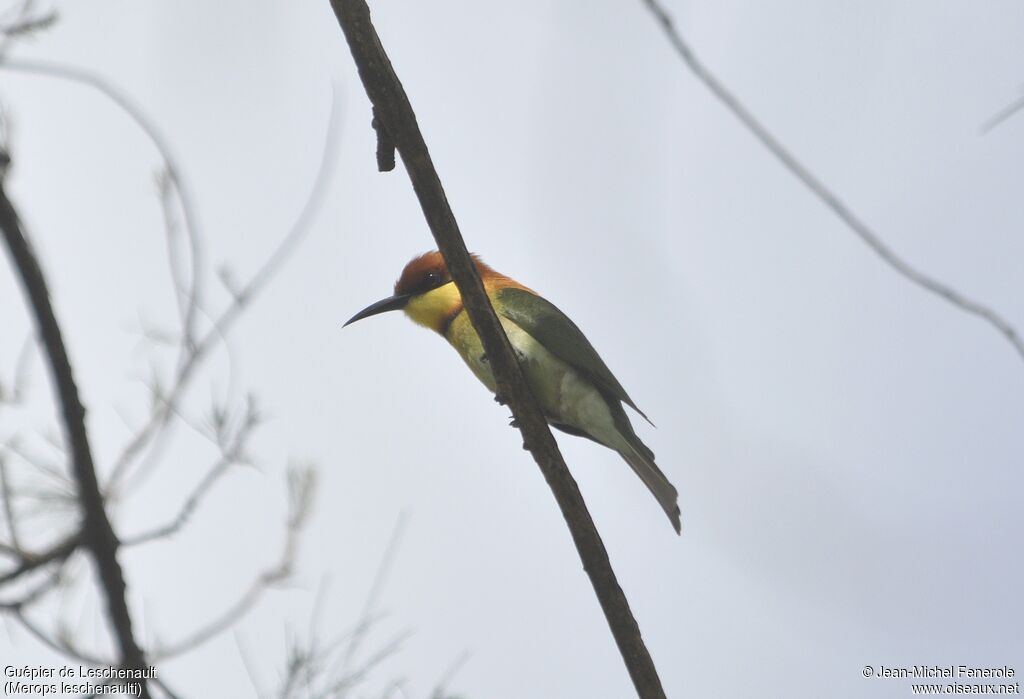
left=416, top=270, right=449, bottom=293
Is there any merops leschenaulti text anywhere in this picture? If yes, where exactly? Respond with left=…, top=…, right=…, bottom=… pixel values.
left=344, top=251, right=681, bottom=534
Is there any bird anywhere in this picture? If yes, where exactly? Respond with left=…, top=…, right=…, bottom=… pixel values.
left=344, top=251, right=681, bottom=534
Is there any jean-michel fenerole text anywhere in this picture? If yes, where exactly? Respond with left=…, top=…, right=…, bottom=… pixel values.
left=876, top=666, right=1015, bottom=679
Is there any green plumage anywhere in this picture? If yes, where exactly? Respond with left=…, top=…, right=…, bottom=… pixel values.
left=489, top=287, right=679, bottom=533
left=494, top=288, right=650, bottom=423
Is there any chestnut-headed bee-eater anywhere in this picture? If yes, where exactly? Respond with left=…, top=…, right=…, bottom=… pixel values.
left=344, top=251, right=681, bottom=534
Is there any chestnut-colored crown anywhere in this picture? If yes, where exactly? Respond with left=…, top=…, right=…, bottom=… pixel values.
left=393, top=251, right=532, bottom=297
left=394, top=251, right=451, bottom=296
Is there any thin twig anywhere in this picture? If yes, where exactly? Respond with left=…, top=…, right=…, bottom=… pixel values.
left=641, top=0, right=1024, bottom=364
left=6, top=332, right=35, bottom=403
left=0, top=58, right=206, bottom=490
left=327, top=3, right=668, bottom=697
left=0, top=564, right=63, bottom=610
left=429, top=650, right=471, bottom=699
left=341, top=510, right=407, bottom=671
left=980, top=91, right=1024, bottom=135
left=152, top=464, right=315, bottom=660
left=323, top=629, right=410, bottom=699
left=0, top=533, right=79, bottom=584
left=0, top=437, right=77, bottom=533
left=1, top=435, right=62, bottom=480
left=155, top=165, right=202, bottom=361
left=272, top=513, right=409, bottom=698
left=0, top=454, right=21, bottom=550
left=8, top=606, right=108, bottom=665
left=120, top=400, right=258, bottom=547
left=0, top=58, right=205, bottom=372
left=284, top=627, right=411, bottom=699
left=107, top=89, right=341, bottom=491
left=236, top=633, right=271, bottom=699
left=0, top=0, right=56, bottom=57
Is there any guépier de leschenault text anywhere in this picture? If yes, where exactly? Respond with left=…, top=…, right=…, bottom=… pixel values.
left=4, top=665, right=158, bottom=679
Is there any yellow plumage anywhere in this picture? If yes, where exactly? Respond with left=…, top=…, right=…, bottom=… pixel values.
left=403, top=281, right=462, bottom=331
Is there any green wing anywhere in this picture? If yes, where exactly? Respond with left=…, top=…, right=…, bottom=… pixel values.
left=495, top=287, right=651, bottom=423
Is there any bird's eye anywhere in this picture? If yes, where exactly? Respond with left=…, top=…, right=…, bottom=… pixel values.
left=424, top=271, right=440, bottom=287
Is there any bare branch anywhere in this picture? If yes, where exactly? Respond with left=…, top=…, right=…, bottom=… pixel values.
left=277, top=623, right=411, bottom=699
left=980, top=90, right=1024, bottom=135
left=0, top=563, right=63, bottom=610
left=429, top=650, right=471, bottom=699
left=107, top=89, right=341, bottom=491
left=321, top=629, right=410, bottom=699
left=0, top=333, right=35, bottom=405
left=0, top=436, right=78, bottom=535
left=0, top=437, right=78, bottom=572
left=341, top=510, right=407, bottom=672
left=1, top=48, right=336, bottom=695
left=0, top=533, right=78, bottom=585
left=0, top=10, right=55, bottom=38
left=0, top=58, right=205, bottom=362
left=7, top=606, right=109, bottom=666
left=0, top=156, right=151, bottom=697
left=121, top=404, right=259, bottom=547
left=236, top=633, right=271, bottom=699
left=2, top=434, right=64, bottom=481
left=326, top=3, right=668, bottom=697
left=0, top=58, right=208, bottom=488
left=267, top=525, right=416, bottom=699
left=152, top=464, right=316, bottom=660
left=155, top=165, right=202, bottom=361
left=0, top=453, right=22, bottom=550
left=641, top=0, right=1024, bottom=365
left=0, top=0, right=57, bottom=57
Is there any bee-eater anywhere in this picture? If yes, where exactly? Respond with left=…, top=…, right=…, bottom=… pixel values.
left=344, top=251, right=681, bottom=534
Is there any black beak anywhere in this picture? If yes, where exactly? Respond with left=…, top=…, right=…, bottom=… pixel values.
left=343, top=293, right=412, bottom=327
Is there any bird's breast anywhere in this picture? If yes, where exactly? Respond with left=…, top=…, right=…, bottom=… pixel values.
left=445, top=310, right=619, bottom=446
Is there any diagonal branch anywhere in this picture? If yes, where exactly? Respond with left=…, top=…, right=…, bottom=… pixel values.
left=980, top=90, right=1024, bottom=135
left=0, top=532, right=79, bottom=584
left=641, top=0, right=1024, bottom=365
left=326, top=2, right=668, bottom=697
left=0, top=0, right=57, bottom=57
left=0, top=160, right=152, bottom=698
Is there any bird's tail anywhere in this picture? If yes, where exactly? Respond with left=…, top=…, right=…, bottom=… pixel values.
left=619, top=439, right=681, bottom=535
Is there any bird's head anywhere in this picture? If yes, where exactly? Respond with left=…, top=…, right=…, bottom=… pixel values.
left=344, top=251, right=463, bottom=333
left=345, top=251, right=533, bottom=333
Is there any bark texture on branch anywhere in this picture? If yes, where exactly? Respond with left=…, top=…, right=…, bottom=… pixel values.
left=326, top=3, right=669, bottom=697
left=0, top=168, right=152, bottom=697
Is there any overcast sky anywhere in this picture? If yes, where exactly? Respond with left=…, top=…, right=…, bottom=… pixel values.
left=2, top=1, right=1022, bottom=697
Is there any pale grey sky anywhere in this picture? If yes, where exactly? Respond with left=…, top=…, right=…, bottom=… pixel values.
left=1, top=1, right=1022, bottom=697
